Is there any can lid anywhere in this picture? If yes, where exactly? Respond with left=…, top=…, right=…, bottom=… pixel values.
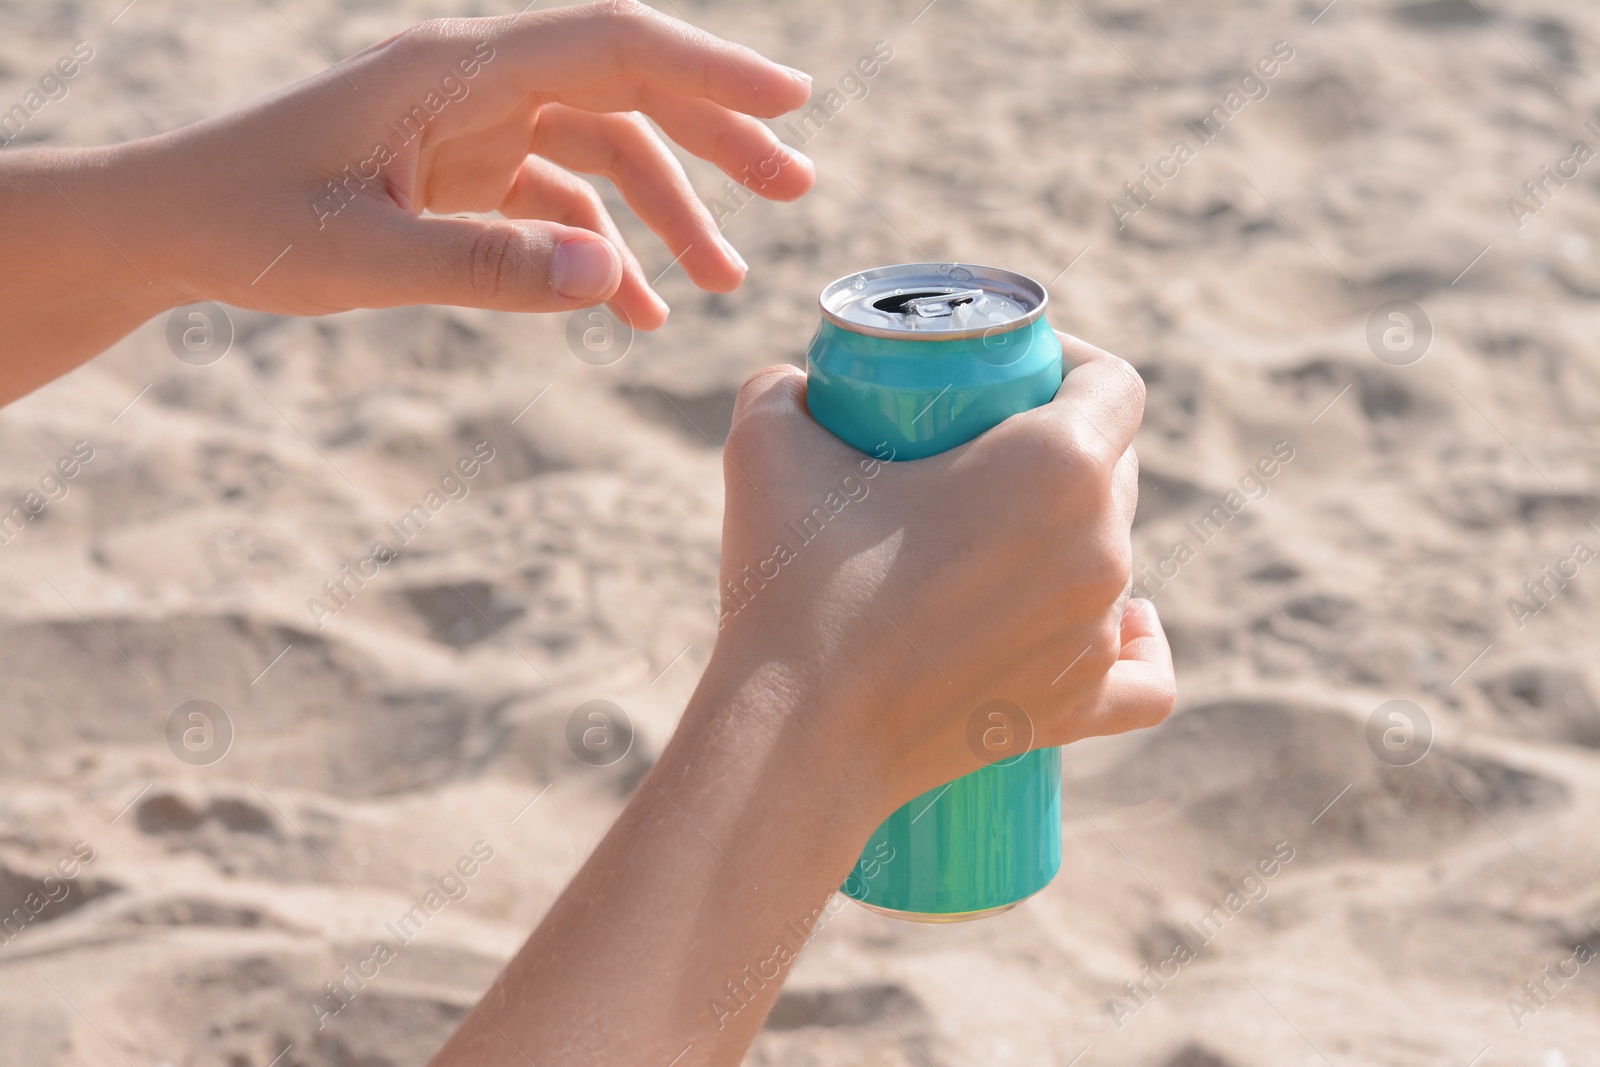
left=818, top=263, right=1048, bottom=341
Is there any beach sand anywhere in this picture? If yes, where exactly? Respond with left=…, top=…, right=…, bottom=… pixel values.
left=1, top=0, right=1598, bottom=1063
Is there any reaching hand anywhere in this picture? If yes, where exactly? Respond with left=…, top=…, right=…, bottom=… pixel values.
left=0, top=2, right=816, bottom=401
left=144, top=2, right=815, bottom=325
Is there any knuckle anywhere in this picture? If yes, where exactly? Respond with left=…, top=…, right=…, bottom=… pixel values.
left=1015, top=423, right=1115, bottom=502
left=467, top=225, right=534, bottom=305
left=570, top=182, right=607, bottom=220
left=701, top=122, right=740, bottom=166
left=1084, top=557, right=1132, bottom=605
left=986, top=423, right=1124, bottom=540
left=1143, top=680, right=1179, bottom=728
left=1081, top=348, right=1145, bottom=411
left=600, top=118, right=652, bottom=175
left=1082, top=630, right=1122, bottom=677
left=594, top=0, right=647, bottom=21
left=1120, top=688, right=1177, bottom=734
left=722, top=406, right=761, bottom=458
left=1064, top=535, right=1131, bottom=604
left=1020, top=420, right=1113, bottom=476
left=1118, top=445, right=1140, bottom=480
left=1111, top=355, right=1147, bottom=408
left=738, top=364, right=794, bottom=403
left=995, top=421, right=1059, bottom=471
left=1062, top=422, right=1117, bottom=472
left=1054, top=623, right=1120, bottom=690
left=721, top=416, right=769, bottom=471
left=1104, top=538, right=1134, bottom=586
left=401, top=18, right=452, bottom=48
left=725, top=366, right=797, bottom=451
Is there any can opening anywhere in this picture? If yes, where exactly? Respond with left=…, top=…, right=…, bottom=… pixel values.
left=818, top=265, right=1047, bottom=340
left=871, top=290, right=978, bottom=315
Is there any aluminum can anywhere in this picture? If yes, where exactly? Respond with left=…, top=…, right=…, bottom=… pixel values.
left=806, top=262, right=1063, bottom=921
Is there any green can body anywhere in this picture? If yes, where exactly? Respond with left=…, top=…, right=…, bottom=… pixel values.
left=805, top=284, right=1064, bottom=921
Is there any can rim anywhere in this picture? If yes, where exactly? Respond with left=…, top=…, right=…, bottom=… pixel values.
left=817, top=262, right=1050, bottom=342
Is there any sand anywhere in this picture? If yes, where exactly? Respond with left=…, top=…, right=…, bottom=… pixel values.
left=1, top=0, right=1599, bottom=1063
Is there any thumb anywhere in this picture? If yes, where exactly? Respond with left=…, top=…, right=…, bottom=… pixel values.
left=349, top=212, right=623, bottom=312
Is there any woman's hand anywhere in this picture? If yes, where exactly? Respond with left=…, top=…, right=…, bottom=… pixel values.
left=138, top=3, right=814, bottom=324
left=0, top=2, right=815, bottom=402
left=706, top=332, right=1177, bottom=819
left=431, top=334, right=1176, bottom=1067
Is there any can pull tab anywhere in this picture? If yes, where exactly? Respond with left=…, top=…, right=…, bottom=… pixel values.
left=902, top=289, right=985, bottom=318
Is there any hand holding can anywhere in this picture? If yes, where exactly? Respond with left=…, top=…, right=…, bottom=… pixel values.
left=707, top=267, right=1176, bottom=921
left=808, top=263, right=1068, bottom=919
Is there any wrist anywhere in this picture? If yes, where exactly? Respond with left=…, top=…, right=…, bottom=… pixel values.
left=0, top=143, right=188, bottom=401
left=662, top=653, right=889, bottom=867
left=27, top=142, right=195, bottom=313
left=86, top=137, right=207, bottom=308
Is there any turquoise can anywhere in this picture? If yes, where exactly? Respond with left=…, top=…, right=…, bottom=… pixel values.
left=805, top=263, right=1064, bottom=921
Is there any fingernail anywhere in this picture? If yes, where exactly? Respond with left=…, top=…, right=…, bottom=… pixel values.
left=553, top=239, right=618, bottom=299
left=779, top=64, right=812, bottom=84
left=775, top=142, right=812, bottom=171
left=718, top=234, right=748, bottom=273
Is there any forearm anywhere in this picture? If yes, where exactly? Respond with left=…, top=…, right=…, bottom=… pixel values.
left=0, top=7, right=822, bottom=409
left=0, top=143, right=185, bottom=403
left=430, top=660, right=884, bottom=1067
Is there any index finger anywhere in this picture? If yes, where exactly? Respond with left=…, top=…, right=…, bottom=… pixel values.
left=438, top=3, right=813, bottom=119
left=1040, top=330, right=1146, bottom=463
